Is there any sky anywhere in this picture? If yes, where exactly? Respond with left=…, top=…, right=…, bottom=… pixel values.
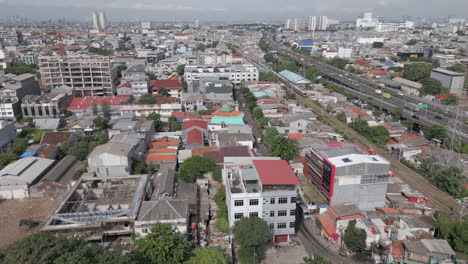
left=0, top=0, right=466, bottom=22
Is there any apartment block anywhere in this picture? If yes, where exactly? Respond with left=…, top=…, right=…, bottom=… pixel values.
left=0, top=73, right=40, bottom=119
left=21, top=93, right=72, bottom=118
left=223, top=157, right=300, bottom=243
left=184, top=64, right=258, bottom=85
left=39, top=55, right=118, bottom=96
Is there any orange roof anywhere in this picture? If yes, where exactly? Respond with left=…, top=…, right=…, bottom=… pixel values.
left=262, top=100, right=280, bottom=104
left=212, top=105, right=222, bottom=110
left=191, top=146, right=219, bottom=157
left=395, top=134, right=419, bottom=143
left=145, top=155, right=177, bottom=162
left=347, top=106, right=368, bottom=116
left=288, top=133, right=303, bottom=140
left=212, top=110, right=242, bottom=117
left=379, top=208, right=399, bottom=214
left=184, top=112, right=196, bottom=119
left=38, top=145, right=57, bottom=158
left=169, top=75, right=181, bottom=82
left=317, top=214, right=336, bottom=236
left=148, top=148, right=177, bottom=154
left=200, top=115, right=212, bottom=119
left=148, top=141, right=180, bottom=147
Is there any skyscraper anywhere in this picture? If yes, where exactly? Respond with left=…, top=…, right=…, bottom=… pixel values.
left=98, top=11, right=107, bottom=30
left=308, top=16, right=317, bottom=31
left=317, top=16, right=328, bottom=30
left=194, top=18, right=199, bottom=28
left=92, top=11, right=99, bottom=30
left=284, top=18, right=299, bottom=31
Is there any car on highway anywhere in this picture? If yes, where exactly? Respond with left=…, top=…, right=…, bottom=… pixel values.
left=435, top=115, right=443, bottom=119
left=412, top=114, right=420, bottom=119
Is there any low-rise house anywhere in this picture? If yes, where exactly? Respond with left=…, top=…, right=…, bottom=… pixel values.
left=393, top=77, right=422, bottom=96
left=0, top=157, right=55, bottom=199
left=40, top=131, right=78, bottom=146
left=215, top=132, right=254, bottom=149
left=120, top=103, right=182, bottom=120
left=403, top=239, right=455, bottom=264
left=151, top=79, right=184, bottom=98
left=180, top=93, right=205, bottom=112
left=396, top=215, right=434, bottom=240
left=29, top=155, right=83, bottom=198
left=32, top=118, right=61, bottom=130
left=109, top=119, right=155, bottom=143
left=21, top=93, right=72, bottom=118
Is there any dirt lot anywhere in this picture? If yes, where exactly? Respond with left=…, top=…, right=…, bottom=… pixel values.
left=0, top=197, right=62, bottom=248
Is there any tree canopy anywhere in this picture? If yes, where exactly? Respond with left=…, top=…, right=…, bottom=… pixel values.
left=169, top=116, right=182, bottom=131
left=259, top=72, right=278, bottom=82
left=420, top=78, right=443, bottom=95
left=232, top=217, right=271, bottom=248
left=0, top=232, right=135, bottom=264
left=406, top=39, right=419, bottom=46
left=446, top=64, right=465, bottom=73
left=423, top=125, right=447, bottom=141
left=135, top=223, right=190, bottom=264
left=185, top=247, right=230, bottom=264
left=403, top=63, right=433, bottom=81
left=157, top=88, right=170, bottom=97
left=372, top=42, right=384, bottom=48
left=302, top=256, right=331, bottom=264
left=268, top=135, right=299, bottom=162
left=391, top=107, right=404, bottom=121
left=343, top=220, right=367, bottom=252
left=137, top=94, right=157, bottom=105
left=179, top=156, right=221, bottom=182
left=146, top=113, right=161, bottom=131
left=327, top=57, right=347, bottom=70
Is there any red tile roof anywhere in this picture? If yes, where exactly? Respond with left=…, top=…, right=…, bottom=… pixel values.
left=317, top=214, right=336, bottom=236
left=152, top=94, right=177, bottom=104
left=66, top=96, right=130, bottom=110
left=38, top=145, right=58, bottom=158
left=172, top=111, right=185, bottom=119
left=347, top=106, right=368, bottom=116
left=187, top=129, right=203, bottom=146
left=192, top=146, right=220, bottom=157
left=145, top=155, right=177, bottom=162
left=253, top=160, right=300, bottom=185
left=288, top=133, right=303, bottom=140
left=152, top=80, right=183, bottom=91
left=379, top=207, right=399, bottom=214
left=183, top=120, right=208, bottom=130
left=148, top=141, right=180, bottom=147
left=41, top=131, right=75, bottom=146
left=176, top=33, right=193, bottom=36
left=147, top=148, right=177, bottom=154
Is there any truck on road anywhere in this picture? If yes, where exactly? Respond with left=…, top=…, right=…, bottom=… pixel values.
left=404, top=102, right=420, bottom=112
left=375, top=89, right=382, bottom=94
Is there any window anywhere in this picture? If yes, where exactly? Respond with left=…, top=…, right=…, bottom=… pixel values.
left=290, top=222, right=295, bottom=228
left=290, top=210, right=296, bottom=216
left=290, top=197, right=297, bottom=203
left=277, top=223, right=286, bottom=229
left=278, top=210, right=287, bottom=217
left=234, top=200, right=244, bottom=206
left=249, top=212, right=258, bottom=217
left=249, top=199, right=259, bottom=206
left=234, top=213, right=244, bottom=219
left=279, top=197, right=288, bottom=204
left=142, top=228, right=148, bottom=233
left=270, top=211, right=275, bottom=217
left=269, top=223, right=274, bottom=229
left=270, top=198, right=275, bottom=204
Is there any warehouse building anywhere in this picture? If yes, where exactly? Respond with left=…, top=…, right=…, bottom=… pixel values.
left=430, top=68, right=465, bottom=95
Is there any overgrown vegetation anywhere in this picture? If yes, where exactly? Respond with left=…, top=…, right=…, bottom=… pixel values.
left=60, top=130, right=108, bottom=160
left=178, top=156, right=221, bottom=182
left=213, top=186, right=230, bottom=233
left=349, top=119, right=390, bottom=146
left=232, top=217, right=271, bottom=264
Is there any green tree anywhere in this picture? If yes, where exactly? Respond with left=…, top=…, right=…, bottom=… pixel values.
left=195, top=44, right=206, bottom=52
left=446, top=64, right=465, bottom=73
left=61, top=141, right=89, bottom=160
left=197, top=110, right=211, bottom=116
left=185, top=247, right=230, bottom=264
left=336, top=112, right=347, bottom=123
left=372, top=109, right=383, bottom=118
left=391, top=107, right=404, bottom=121
left=60, top=109, right=73, bottom=118
left=327, top=57, right=348, bottom=70
left=135, top=223, right=190, bottom=264
left=100, top=100, right=111, bottom=119
left=302, top=256, right=332, bottom=264
left=147, top=112, right=161, bottom=131
left=252, top=108, right=264, bottom=120
left=169, top=116, right=182, bottom=131
left=179, top=156, right=221, bottom=182
left=406, top=39, right=418, bottom=46
left=157, top=87, right=170, bottom=97
left=402, top=119, right=414, bottom=132
left=369, top=126, right=391, bottom=145
left=263, top=127, right=279, bottom=146
left=93, top=117, right=109, bottom=130
left=88, top=47, right=112, bottom=56
left=433, top=211, right=468, bottom=253
left=12, top=138, right=28, bottom=155
left=420, top=78, right=443, bottom=95
left=233, top=217, right=271, bottom=248
left=92, top=101, right=99, bottom=115
left=442, top=96, right=458, bottom=105
left=372, top=42, right=384, bottom=48
left=138, top=94, right=157, bottom=104
left=423, top=125, right=447, bottom=141
left=0, top=154, right=18, bottom=169
left=238, top=246, right=264, bottom=264
left=176, top=65, right=185, bottom=76
left=403, top=63, right=432, bottom=81
left=0, top=232, right=135, bottom=264
left=343, top=220, right=367, bottom=252
left=268, top=136, right=299, bottom=162
left=4, top=63, right=37, bottom=75
left=259, top=72, right=278, bottom=82
left=149, top=73, right=157, bottom=80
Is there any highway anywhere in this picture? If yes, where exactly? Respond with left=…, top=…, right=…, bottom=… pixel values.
left=264, top=37, right=468, bottom=143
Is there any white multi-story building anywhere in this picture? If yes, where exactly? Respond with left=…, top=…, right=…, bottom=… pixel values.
left=308, top=16, right=317, bottom=31
left=284, top=18, right=300, bottom=31
left=223, top=157, right=300, bottom=243
left=39, top=54, right=117, bottom=96
left=20, top=53, right=38, bottom=65
left=0, top=73, right=40, bottom=119
left=357, top=37, right=385, bottom=44
left=356, top=12, right=378, bottom=28
left=184, top=64, right=258, bottom=85
left=317, top=16, right=328, bottom=30
left=375, top=21, right=414, bottom=32
left=338, top=47, right=353, bottom=58
left=141, top=21, right=151, bottom=30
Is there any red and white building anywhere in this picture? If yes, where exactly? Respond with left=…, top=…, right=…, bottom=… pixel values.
left=223, top=157, right=300, bottom=242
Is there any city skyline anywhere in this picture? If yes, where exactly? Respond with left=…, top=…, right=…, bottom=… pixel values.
left=0, top=0, right=467, bottom=22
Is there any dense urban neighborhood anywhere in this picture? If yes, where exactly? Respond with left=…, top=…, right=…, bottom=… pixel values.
left=0, top=6, right=467, bottom=264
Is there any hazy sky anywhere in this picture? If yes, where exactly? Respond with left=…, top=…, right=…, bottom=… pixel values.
left=0, top=0, right=466, bottom=22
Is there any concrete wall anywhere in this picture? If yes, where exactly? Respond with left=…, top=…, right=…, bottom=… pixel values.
left=332, top=183, right=387, bottom=211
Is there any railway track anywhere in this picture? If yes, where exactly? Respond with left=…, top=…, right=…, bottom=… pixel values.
left=277, top=75, right=462, bottom=217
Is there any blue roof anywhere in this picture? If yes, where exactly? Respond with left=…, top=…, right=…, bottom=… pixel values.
left=279, top=70, right=311, bottom=83
left=20, top=151, right=36, bottom=158
left=318, top=204, right=328, bottom=208
left=300, top=40, right=314, bottom=46
left=381, top=62, right=395, bottom=66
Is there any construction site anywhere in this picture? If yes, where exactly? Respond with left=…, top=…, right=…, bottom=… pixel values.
left=42, top=174, right=148, bottom=241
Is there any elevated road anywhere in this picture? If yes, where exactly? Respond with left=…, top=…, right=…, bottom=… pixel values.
left=265, top=37, right=468, bottom=143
